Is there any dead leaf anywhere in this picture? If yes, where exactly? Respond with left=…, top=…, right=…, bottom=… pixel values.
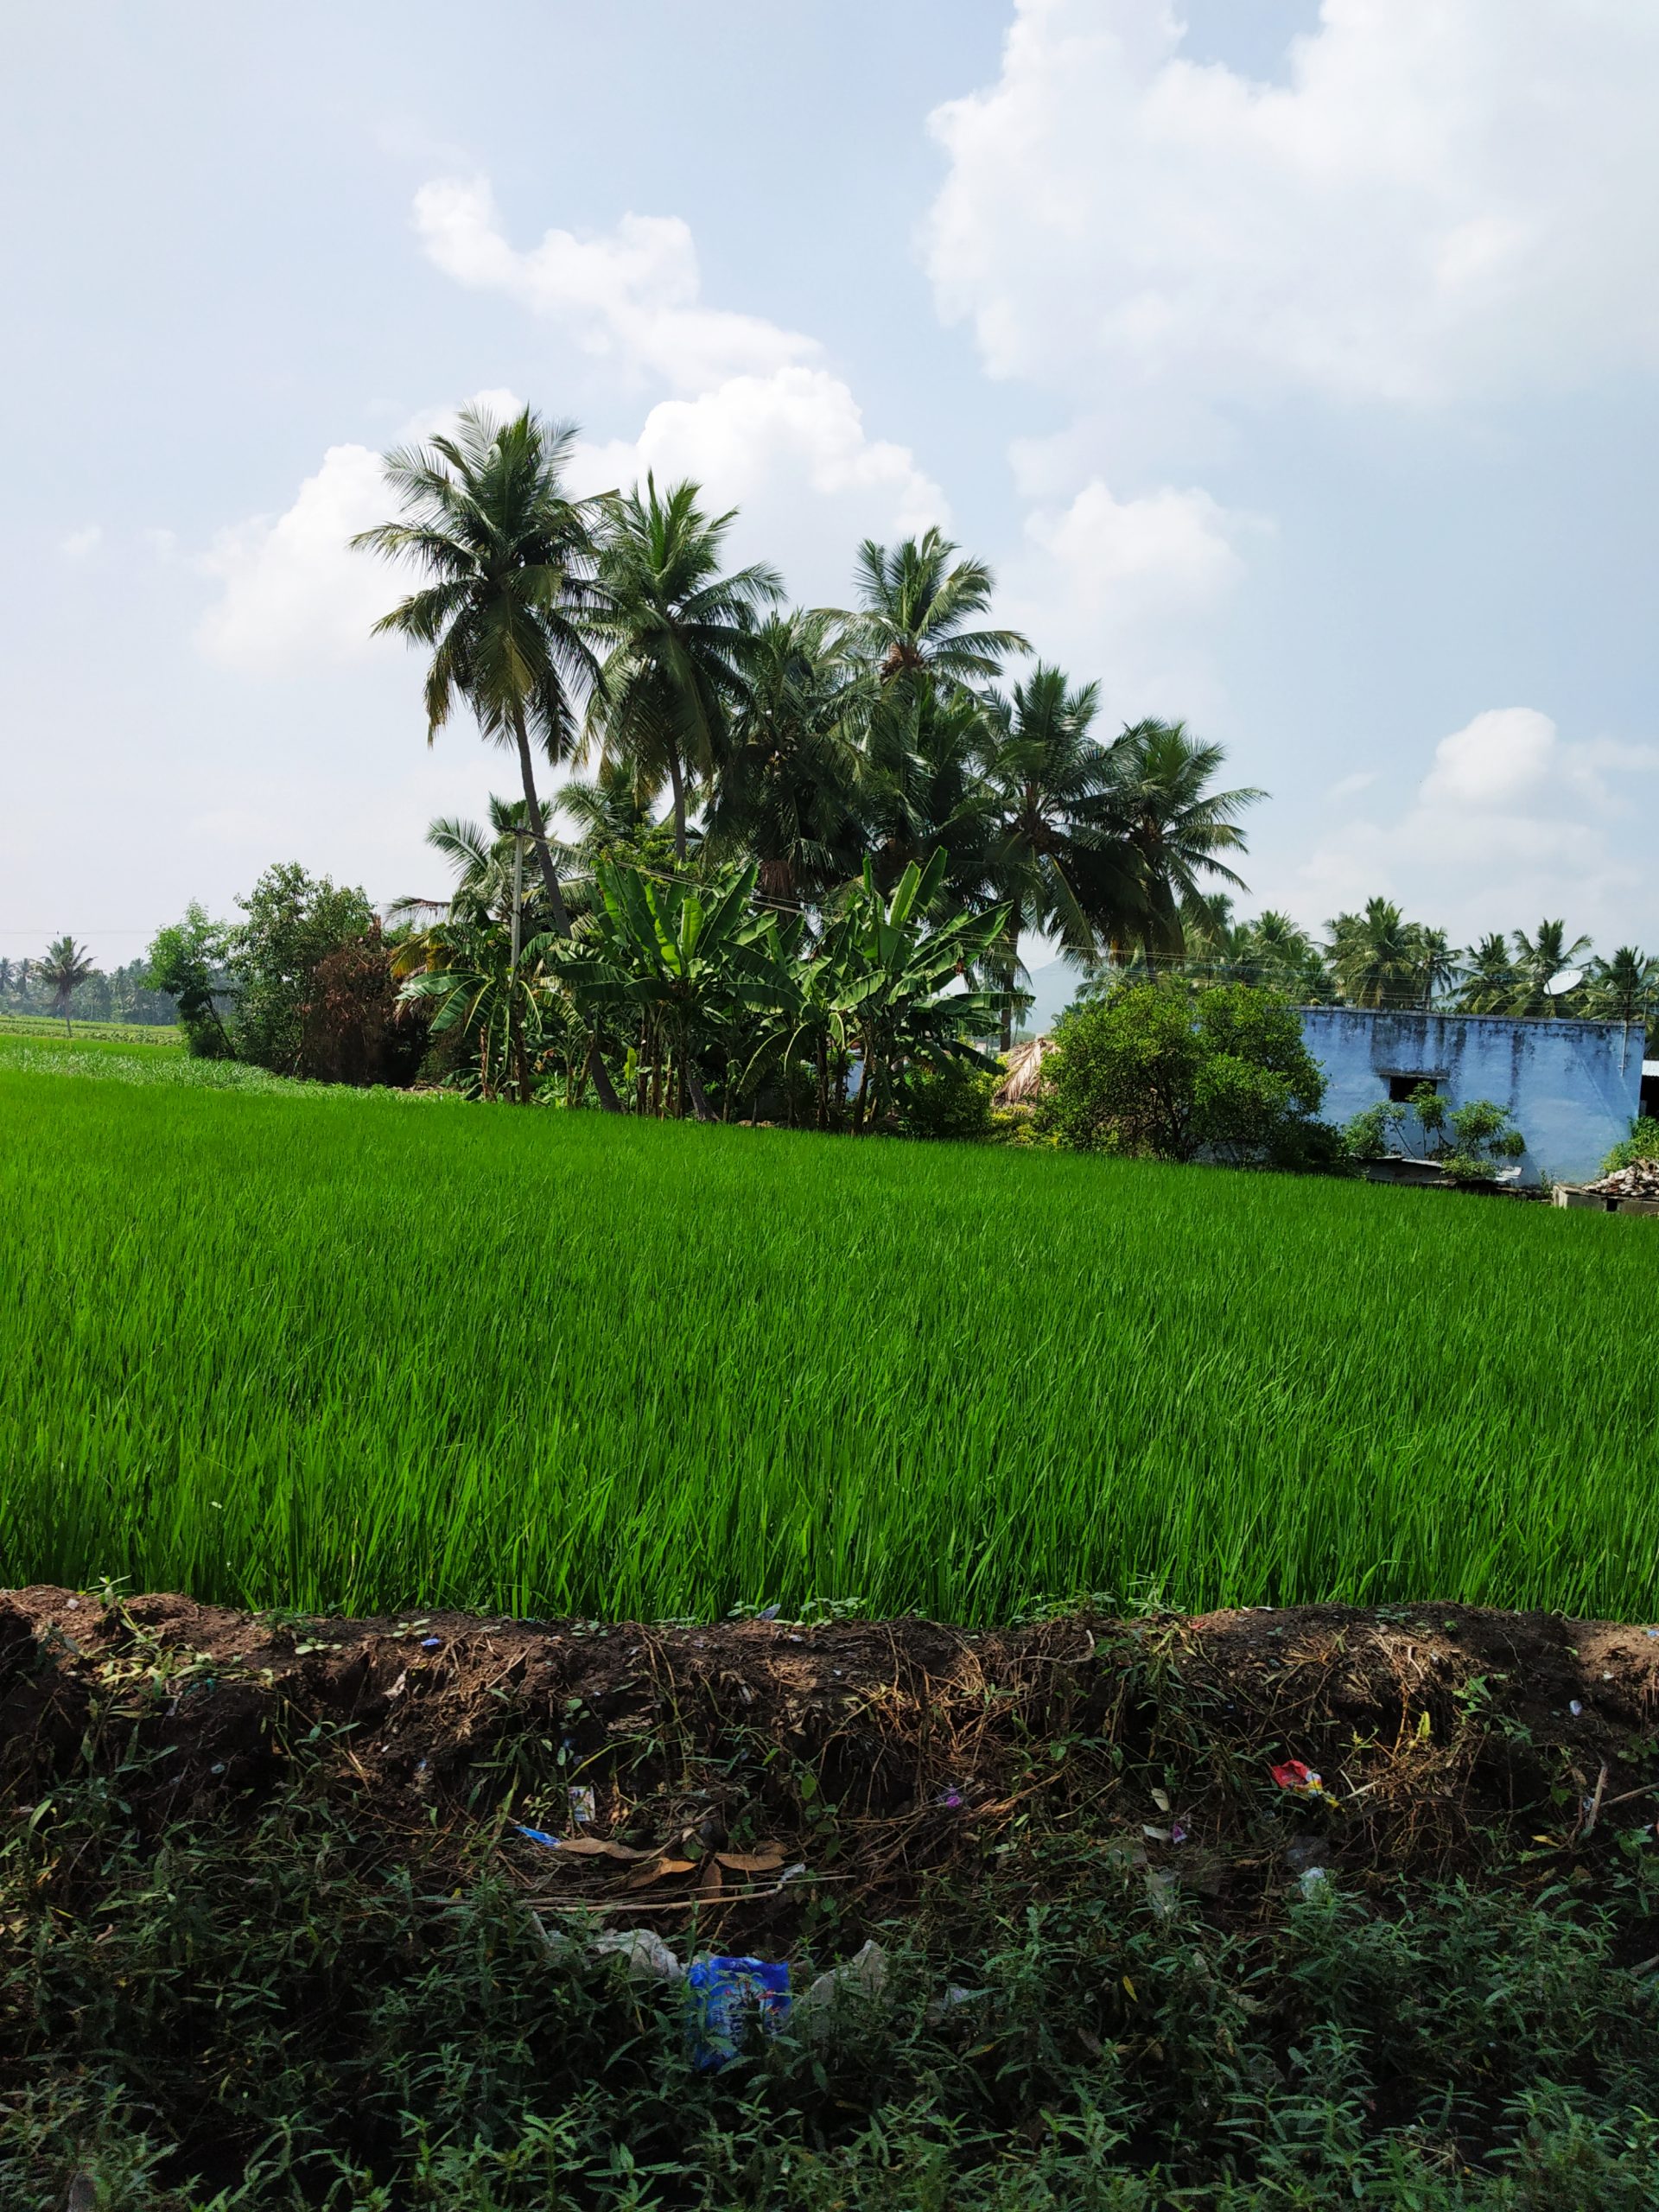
left=715, top=1845, right=787, bottom=1873
left=697, top=1859, right=725, bottom=1896
left=624, top=1857, right=697, bottom=1891
left=547, top=1836, right=652, bottom=1861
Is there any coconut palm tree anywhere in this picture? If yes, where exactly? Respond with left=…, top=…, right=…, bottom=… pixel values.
left=587, top=476, right=781, bottom=860
left=1586, top=945, right=1657, bottom=1027
left=1510, top=918, right=1592, bottom=1017
left=353, top=401, right=623, bottom=1109
left=704, top=608, right=868, bottom=907
left=1454, top=932, right=1518, bottom=1014
left=1103, top=720, right=1263, bottom=963
left=839, top=528, right=1029, bottom=697
left=861, top=678, right=1001, bottom=914
left=1412, top=926, right=1460, bottom=1009
left=976, top=664, right=1141, bottom=1045
left=38, top=936, right=95, bottom=1033
left=1326, top=900, right=1424, bottom=1008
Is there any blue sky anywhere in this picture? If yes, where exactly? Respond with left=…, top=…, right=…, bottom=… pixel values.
left=5, top=0, right=1656, bottom=969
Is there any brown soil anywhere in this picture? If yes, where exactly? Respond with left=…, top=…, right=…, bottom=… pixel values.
left=7, top=1586, right=1659, bottom=1946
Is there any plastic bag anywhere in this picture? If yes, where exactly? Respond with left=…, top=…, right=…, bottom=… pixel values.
left=685, top=1954, right=791, bottom=2069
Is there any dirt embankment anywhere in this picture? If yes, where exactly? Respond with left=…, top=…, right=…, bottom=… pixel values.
left=6, top=1586, right=1659, bottom=1942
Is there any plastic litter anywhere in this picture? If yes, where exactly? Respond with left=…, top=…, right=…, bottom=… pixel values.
left=1284, top=1836, right=1330, bottom=1876
left=937, top=1788, right=965, bottom=1809
left=594, top=1927, right=683, bottom=1982
left=515, top=1823, right=562, bottom=1849
left=685, top=1955, right=791, bottom=2069
left=569, top=1785, right=596, bottom=1825
left=1169, top=1820, right=1188, bottom=1846
left=1569, top=1700, right=1584, bottom=1717
left=797, top=1941, right=889, bottom=2037
left=1270, top=1759, right=1333, bottom=1802
left=421, top=1636, right=442, bottom=1650
left=1298, top=1866, right=1330, bottom=1897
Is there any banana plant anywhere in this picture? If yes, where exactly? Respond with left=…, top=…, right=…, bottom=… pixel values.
left=823, top=849, right=1007, bottom=1132
left=544, top=860, right=776, bottom=1120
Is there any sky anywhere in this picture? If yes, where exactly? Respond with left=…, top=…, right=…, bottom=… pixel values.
left=3, top=0, right=1657, bottom=972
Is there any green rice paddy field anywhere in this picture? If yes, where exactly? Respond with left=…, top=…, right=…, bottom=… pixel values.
left=2, top=1049, right=1656, bottom=1622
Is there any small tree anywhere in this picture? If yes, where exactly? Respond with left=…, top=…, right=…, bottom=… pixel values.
left=228, top=864, right=377, bottom=1072
left=1344, top=1082, right=1526, bottom=1180
left=1038, top=982, right=1332, bottom=1166
left=146, top=904, right=232, bottom=1057
left=298, top=925, right=427, bottom=1086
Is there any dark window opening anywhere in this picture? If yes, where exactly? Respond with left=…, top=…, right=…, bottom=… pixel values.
left=1388, top=1074, right=1440, bottom=1103
left=1641, top=1069, right=1658, bottom=1120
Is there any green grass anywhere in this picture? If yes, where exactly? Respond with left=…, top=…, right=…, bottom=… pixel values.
left=2, top=1066, right=1656, bottom=1620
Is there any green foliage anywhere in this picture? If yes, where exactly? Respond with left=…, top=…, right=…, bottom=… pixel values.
left=145, top=900, right=232, bottom=1058
left=1605, top=1116, right=1659, bottom=1173
left=1345, top=1084, right=1528, bottom=1180
left=898, top=1056, right=995, bottom=1141
left=228, top=863, right=376, bottom=1073
left=3, top=1071, right=1655, bottom=1621
left=1039, top=982, right=1330, bottom=1166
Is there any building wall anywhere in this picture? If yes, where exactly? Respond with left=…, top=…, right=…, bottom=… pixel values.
left=1300, top=1008, right=1643, bottom=1185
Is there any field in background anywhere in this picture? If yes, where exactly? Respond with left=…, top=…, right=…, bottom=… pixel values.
left=0, top=1012, right=182, bottom=1046
left=3, top=1065, right=1654, bottom=1622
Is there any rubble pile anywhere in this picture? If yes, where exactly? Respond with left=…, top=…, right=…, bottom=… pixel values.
left=1583, top=1156, right=1659, bottom=1199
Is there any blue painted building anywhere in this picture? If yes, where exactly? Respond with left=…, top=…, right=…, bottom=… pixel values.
left=1299, top=1007, right=1644, bottom=1186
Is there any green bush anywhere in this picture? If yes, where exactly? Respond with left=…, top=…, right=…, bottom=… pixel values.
left=899, top=1057, right=995, bottom=1141
left=1037, top=982, right=1335, bottom=1168
left=143, top=902, right=232, bottom=1059
left=1605, top=1116, right=1659, bottom=1174
left=1345, top=1084, right=1528, bottom=1181
left=228, top=863, right=377, bottom=1074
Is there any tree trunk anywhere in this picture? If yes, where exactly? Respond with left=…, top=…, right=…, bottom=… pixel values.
left=683, top=1049, right=714, bottom=1122
left=666, top=749, right=688, bottom=862
left=511, top=707, right=622, bottom=1113
left=1000, top=923, right=1020, bottom=1053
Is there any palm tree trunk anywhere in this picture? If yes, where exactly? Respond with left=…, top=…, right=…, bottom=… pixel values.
left=666, top=750, right=688, bottom=862
left=1000, top=923, right=1020, bottom=1053
left=510, top=707, right=622, bottom=1113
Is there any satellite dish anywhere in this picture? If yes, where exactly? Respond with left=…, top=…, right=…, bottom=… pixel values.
left=1546, top=967, right=1585, bottom=996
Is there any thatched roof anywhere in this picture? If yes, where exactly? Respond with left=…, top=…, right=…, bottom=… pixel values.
left=994, top=1034, right=1052, bottom=1108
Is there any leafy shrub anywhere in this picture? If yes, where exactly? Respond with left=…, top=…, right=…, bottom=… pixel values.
left=1345, top=1084, right=1527, bottom=1180
left=296, top=925, right=427, bottom=1087
left=1037, top=982, right=1334, bottom=1168
left=143, top=902, right=232, bottom=1059
left=1605, top=1116, right=1659, bottom=1174
left=899, top=1058, right=995, bottom=1141
left=228, top=863, right=377, bottom=1073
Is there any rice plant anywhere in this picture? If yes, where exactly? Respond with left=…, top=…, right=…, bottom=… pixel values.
left=2, top=1066, right=1654, bottom=1621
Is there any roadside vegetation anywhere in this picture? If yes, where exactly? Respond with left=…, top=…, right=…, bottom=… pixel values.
left=10, top=1587, right=1659, bottom=2209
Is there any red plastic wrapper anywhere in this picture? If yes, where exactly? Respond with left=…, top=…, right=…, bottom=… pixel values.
left=1270, top=1759, right=1325, bottom=1796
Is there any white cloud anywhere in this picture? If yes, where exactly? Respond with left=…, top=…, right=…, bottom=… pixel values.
left=925, top=0, right=1659, bottom=415
left=60, top=524, right=102, bottom=559
left=413, top=177, right=815, bottom=392
left=195, top=442, right=396, bottom=672
left=194, top=391, right=525, bottom=675
left=1001, top=474, right=1255, bottom=718
left=1288, top=707, right=1659, bottom=943
left=569, top=367, right=947, bottom=601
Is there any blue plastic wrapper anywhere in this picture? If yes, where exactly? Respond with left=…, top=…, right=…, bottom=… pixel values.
left=684, top=1955, right=791, bottom=2069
